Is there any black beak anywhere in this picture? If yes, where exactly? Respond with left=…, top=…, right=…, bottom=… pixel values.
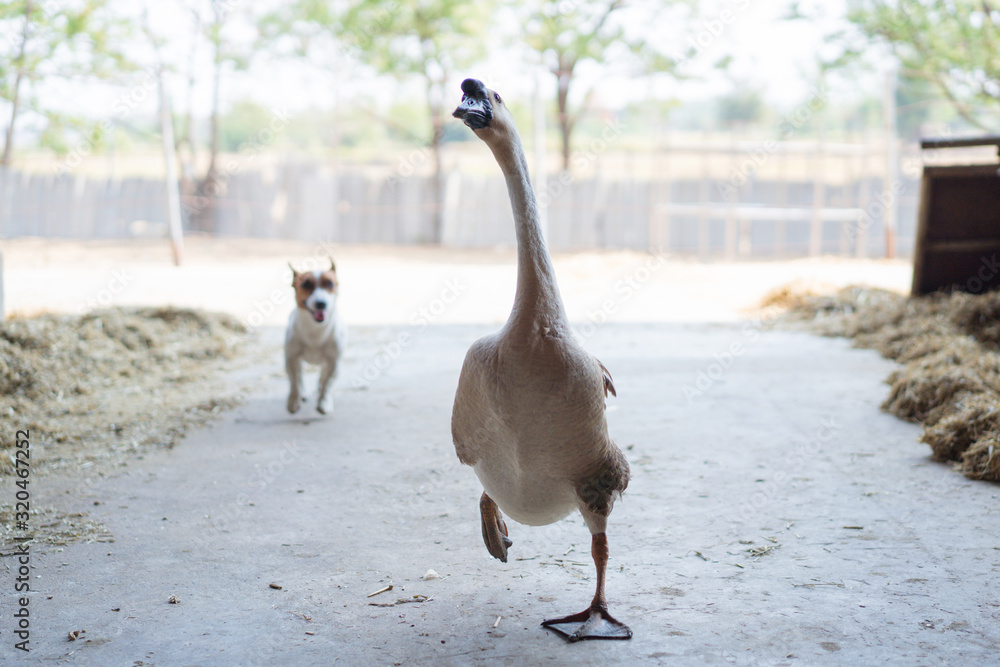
left=453, top=78, right=493, bottom=130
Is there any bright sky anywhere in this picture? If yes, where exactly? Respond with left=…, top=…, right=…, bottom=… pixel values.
left=223, top=0, right=881, bottom=115
left=20, top=0, right=894, bottom=130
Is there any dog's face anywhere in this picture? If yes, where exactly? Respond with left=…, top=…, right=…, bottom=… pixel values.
left=291, top=262, right=338, bottom=324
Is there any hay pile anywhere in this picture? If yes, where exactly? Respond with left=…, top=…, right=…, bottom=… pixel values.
left=779, top=286, right=1000, bottom=482
left=0, top=307, right=250, bottom=476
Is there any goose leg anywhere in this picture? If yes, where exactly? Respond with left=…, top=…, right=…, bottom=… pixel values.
left=541, top=532, right=632, bottom=642
left=480, top=492, right=512, bottom=562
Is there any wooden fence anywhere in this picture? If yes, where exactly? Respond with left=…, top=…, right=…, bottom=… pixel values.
left=0, top=140, right=923, bottom=258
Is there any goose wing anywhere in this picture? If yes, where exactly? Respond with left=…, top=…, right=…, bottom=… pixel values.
left=598, top=359, right=616, bottom=398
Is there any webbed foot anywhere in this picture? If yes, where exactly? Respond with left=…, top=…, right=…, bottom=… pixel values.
left=479, top=492, right=512, bottom=562
left=541, top=603, right=632, bottom=642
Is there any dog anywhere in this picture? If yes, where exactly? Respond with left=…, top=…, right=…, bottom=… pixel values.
left=285, top=259, right=346, bottom=415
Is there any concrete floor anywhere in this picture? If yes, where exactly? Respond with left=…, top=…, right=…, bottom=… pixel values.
left=4, top=322, right=1000, bottom=666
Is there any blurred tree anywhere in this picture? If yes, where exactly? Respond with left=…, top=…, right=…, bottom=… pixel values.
left=219, top=100, right=274, bottom=152
left=346, top=0, right=492, bottom=241
left=895, top=72, right=963, bottom=137
left=0, top=0, right=130, bottom=166
left=181, top=0, right=252, bottom=230
left=828, top=0, right=999, bottom=131
left=717, top=86, right=765, bottom=126
left=264, top=0, right=493, bottom=242
left=523, top=0, right=687, bottom=172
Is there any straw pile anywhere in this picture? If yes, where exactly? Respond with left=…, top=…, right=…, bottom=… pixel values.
left=778, top=286, right=1000, bottom=482
left=0, top=307, right=250, bottom=476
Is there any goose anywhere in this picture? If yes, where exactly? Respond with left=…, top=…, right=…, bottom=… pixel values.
left=450, top=78, right=632, bottom=642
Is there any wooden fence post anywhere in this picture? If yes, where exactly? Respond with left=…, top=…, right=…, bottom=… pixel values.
left=809, top=140, right=826, bottom=256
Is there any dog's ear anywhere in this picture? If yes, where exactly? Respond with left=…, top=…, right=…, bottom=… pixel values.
left=288, top=262, right=298, bottom=284
left=329, top=257, right=336, bottom=272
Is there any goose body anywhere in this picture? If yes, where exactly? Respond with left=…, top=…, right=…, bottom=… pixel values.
left=454, top=328, right=624, bottom=530
left=450, top=78, right=631, bottom=642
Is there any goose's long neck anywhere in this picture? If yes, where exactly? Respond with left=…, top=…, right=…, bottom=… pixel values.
left=488, top=133, right=567, bottom=330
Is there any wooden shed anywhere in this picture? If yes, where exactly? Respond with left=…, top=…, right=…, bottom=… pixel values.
left=911, top=136, right=1000, bottom=295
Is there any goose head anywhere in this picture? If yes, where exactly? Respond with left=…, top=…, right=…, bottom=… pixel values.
left=452, top=78, right=514, bottom=145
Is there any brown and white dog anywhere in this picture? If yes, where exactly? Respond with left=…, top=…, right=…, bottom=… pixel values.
left=285, top=259, right=346, bottom=415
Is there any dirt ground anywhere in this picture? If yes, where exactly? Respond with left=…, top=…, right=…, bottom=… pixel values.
left=0, top=238, right=912, bottom=325
left=2, top=239, right=998, bottom=665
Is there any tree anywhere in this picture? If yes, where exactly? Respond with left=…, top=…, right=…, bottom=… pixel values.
left=523, top=0, right=685, bottom=172
left=267, top=0, right=493, bottom=242
left=178, top=0, right=252, bottom=231
left=0, top=0, right=129, bottom=167
left=717, top=86, right=765, bottom=127
left=831, top=1, right=1000, bottom=131
left=346, top=0, right=493, bottom=241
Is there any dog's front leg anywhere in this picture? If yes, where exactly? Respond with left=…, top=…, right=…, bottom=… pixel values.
left=286, top=352, right=305, bottom=414
left=315, top=361, right=337, bottom=414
